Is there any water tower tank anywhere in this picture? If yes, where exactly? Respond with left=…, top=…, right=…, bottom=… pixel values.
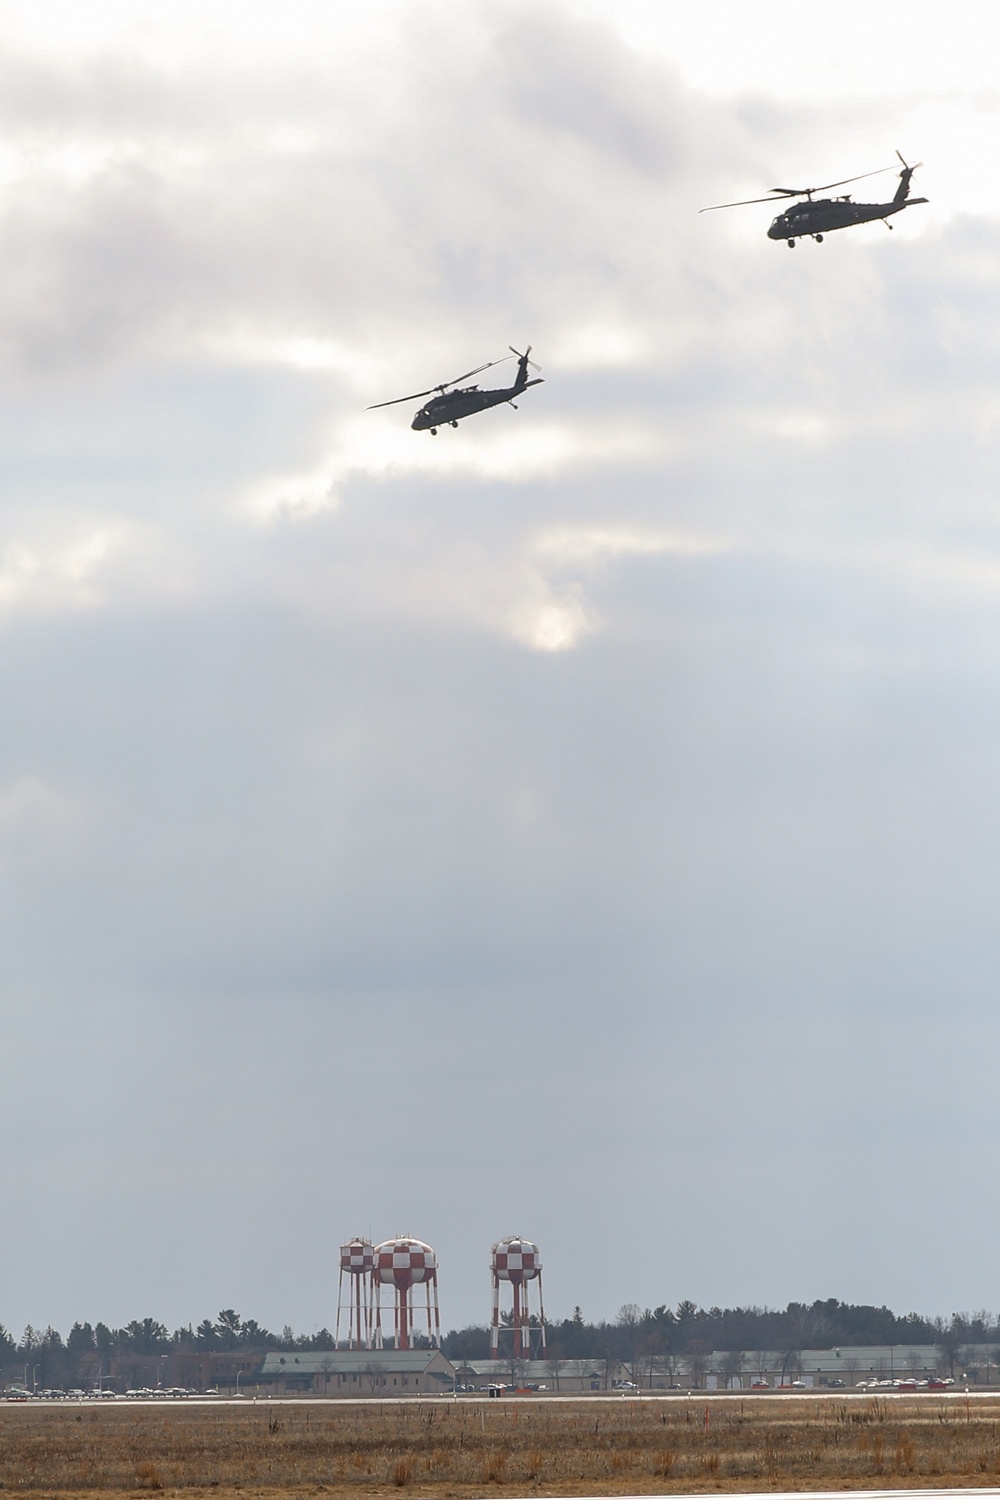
left=341, top=1237, right=375, bottom=1275
left=376, top=1236, right=437, bottom=1286
left=492, top=1236, right=542, bottom=1283
left=373, top=1237, right=440, bottom=1349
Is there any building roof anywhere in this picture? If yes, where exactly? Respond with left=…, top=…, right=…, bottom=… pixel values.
left=257, top=1349, right=452, bottom=1377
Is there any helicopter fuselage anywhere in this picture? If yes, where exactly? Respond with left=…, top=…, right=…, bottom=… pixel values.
left=412, top=377, right=543, bottom=431
left=768, top=194, right=928, bottom=242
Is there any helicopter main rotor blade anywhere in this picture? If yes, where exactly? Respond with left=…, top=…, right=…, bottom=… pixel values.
left=702, top=163, right=898, bottom=213
left=367, top=386, right=445, bottom=410
left=447, top=357, right=510, bottom=386
left=700, top=191, right=795, bottom=211
left=803, top=164, right=897, bottom=194
left=367, top=356, right=512, bottom=410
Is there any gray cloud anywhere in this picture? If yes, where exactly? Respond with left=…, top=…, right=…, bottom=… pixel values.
left=0, top=2, right=998, bottom=1336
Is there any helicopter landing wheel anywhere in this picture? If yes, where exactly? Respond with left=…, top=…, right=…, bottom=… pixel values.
left=815, top=234, right=823, bottom=243
left=451, top=420, right=458, bottom=428
left=430, top=427, right=438, bottom=435
left=787, top=238, right=795, bottom=248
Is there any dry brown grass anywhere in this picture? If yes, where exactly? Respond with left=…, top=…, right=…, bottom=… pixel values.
left=1, top=1394, right=1000, bottom=1497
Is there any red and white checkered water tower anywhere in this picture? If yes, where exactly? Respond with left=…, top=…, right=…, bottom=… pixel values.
left=491, top=1235, right=546, bottom=1357
left=373, top=1236, right=441, bottom=1350
left=336, top=1236, right=374, bottom=1349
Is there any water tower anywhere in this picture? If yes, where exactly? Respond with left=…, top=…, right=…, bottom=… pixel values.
left=336, top=1237, right=374, bottom=1349
left=491, top=1235, right=546, bottom=1357
left=373, top=1236, right=441, bottom=1350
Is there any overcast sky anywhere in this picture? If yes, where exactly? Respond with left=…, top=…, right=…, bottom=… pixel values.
left=2, top=0, right=1000, bottom=1341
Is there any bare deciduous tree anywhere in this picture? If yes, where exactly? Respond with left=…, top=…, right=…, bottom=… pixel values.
left=685, top=1342, right=711, bottom=1389
left=718, top=1348, right=746, bottom=1389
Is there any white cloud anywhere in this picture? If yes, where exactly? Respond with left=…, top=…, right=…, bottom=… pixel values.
left=503, top=525, right=725, bottom=651
left=243, top=468, right=338, bottom=524
left=506, top=578, right=592, bottom=653
left=0, top=517, right=127, bottom=613
left=532, top=525, right=723, bottom=565
left=0, top=514, right=202, bottom=617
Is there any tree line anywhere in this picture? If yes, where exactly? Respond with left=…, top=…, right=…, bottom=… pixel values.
left=4, top=1299, right=999, bottom=1391
left=0, top=1311, right=342, bottom=1391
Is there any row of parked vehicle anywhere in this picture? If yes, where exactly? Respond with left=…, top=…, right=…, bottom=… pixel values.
left=856, top=1376, right=956, bottom=1390
left=743, top=1375, right=957, bottom=1392
left=4, top=1387, right=209, bottom=1401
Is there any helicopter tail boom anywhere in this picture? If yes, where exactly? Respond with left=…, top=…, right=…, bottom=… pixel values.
left=893, top=152, right=923, bottom=205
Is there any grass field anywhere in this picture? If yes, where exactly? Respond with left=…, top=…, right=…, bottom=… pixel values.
left=2, top=1395, right=1000, bottom=1496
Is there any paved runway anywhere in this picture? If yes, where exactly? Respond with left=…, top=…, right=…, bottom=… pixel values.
left=463, top=1493, right=1000, bottom=1500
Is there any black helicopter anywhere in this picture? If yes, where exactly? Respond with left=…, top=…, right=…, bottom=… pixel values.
left=368, top=347, right=542, bottom=433
left=701, top=152, right=927, bottom=246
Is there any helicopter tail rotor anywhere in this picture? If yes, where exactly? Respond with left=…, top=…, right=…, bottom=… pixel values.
left=509, top=346, right=541, bottom=392
left=509, top=345, right=541, bottom=371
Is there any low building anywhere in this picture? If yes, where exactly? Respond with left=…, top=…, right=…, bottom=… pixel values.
left=786, top=1344, right=942, bottom=1387
left=454, top=1358, right=624, bottom=1392
left=667, top=1344, right=946, bottom=1391
left=254, top=1349, right=455, bottom=1396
